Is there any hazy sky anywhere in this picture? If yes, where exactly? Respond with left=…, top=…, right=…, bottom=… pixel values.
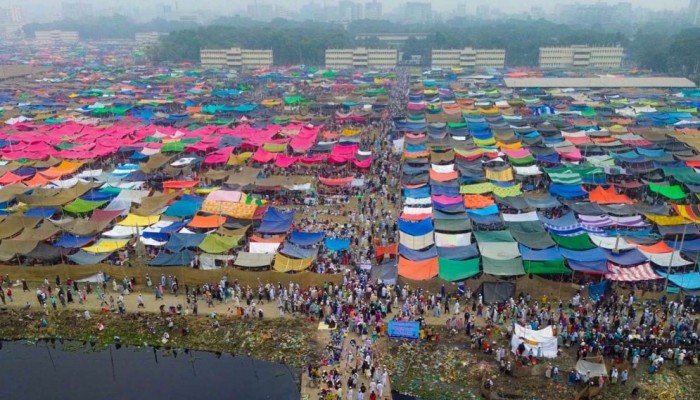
left=6, top=0, right=688, bottom=20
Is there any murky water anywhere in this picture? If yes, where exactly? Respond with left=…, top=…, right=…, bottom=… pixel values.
left=0, top=340, right=300, bottom=400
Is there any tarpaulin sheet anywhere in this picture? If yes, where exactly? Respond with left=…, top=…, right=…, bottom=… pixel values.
left=567, top=258, right=609, bottom=273
left=433, top=218, right=472, bottom=232
left=474, top=230, right=515, bottom=243
left=603, top=249, right=648, bottom=265
left=560, top=247, right=607, bottom=262
left=289, top=231, right=326, bottom=246
left=163, top=196, right=202, bottom=217
left=257, top=207, right=294, bottom=233
left=435, top=232, right=471, bottom=247
left=324, top=238, right=350, bottom=251
left=398, top=218, right=434, bottom=236
left=510, top=230, right=555, bottom=249
left=511, top=325, right=558, bottom=359
left=198, top=234, right=242, bottom=254
left=478, top=242, right=521, bottom=260
left=588, top=280, right=608, bottom=301
left=475, top=282, right=515, bottom=304
left=0, top=239, right=38, bottom=261
left=518, top=245, right=562, bottom=261
left=575, top=359, right=608, bottom=378
left=148, top=250, right=195, bottom=266
left=657, top=271, right=700, bottom=290
left=588, top=234, right=636, bottom=250
left=371, top=258, right=398, bottom=284
left=200, top=201, right=257, bottom=219
left=133, top=191, right=180, bottom=216
left=523, top=259, right=569, bottom=274
left=82, top=239, right=128, bottom=253
left=589, top=186, right=633, bottom=204
left=606, top=263, right=660, bottom=281
left=640, top=250, right=692, bottom=267
left=399, top=231, right=434, bottom=250
left=234, top=252, right=274, bottom=268
left=482, top=256, right=525, bottom=275
left=165, top=233, right=206, bottom=252
left=249, top=242, right=281, bottom=254
left=188, top=214, right=226, bottom=228
left=0, top=216, right=42, bottom=239
left=117, top=214, right=160, bottom=227
left=551, top=233, right=596, bottom=250
left=14, top=224, right=60, bottom=241
left=649, top=183, right=686, bottom=200
left=549, top=183, right=587, bottom=198
left=398, top=244, right=438, bottom=261
left=67, top=250, right=112, bottom=265
left=280, top=241, right=319, bottom=259
left=438, top=257, right=480, bottom=281
left=25, top=242, right=63, bottom=261
left=436, top=244, right=479, bottom=260
left=24, top=207, right=57, bottom=218
left=55, top=234, right=94, bottom=248
left=273, top=253, right=313, bottom=272
left=398, top=256, right=438, bottom=280
left=63, top=198, right=107, bottom=214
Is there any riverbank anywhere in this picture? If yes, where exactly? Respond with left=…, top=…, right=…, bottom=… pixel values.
left=0, top=307, right=318, bottom=369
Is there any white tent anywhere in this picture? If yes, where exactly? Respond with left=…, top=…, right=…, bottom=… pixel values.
left=510, top=324, right=558, bottom=359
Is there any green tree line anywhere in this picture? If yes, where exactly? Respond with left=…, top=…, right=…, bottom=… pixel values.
left=21, top=15, right=700, bottom=81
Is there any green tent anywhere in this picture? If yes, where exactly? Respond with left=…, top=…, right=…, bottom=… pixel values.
left=284, top=95, right=304, bottom=105
left=438, top=257, right=480, bottom=281
left=523, top=259, right=570, bottom=275
left=649, top=183, right=686, bottom=200
left=482, top=256, right=525, bottom=276
left=198, top=234, right=243, bottom=254
left=551, top=233, right=596, bottom=250
left=161, top=141, right=185, bottom=153
left=63, top=199, right=107, bottom=214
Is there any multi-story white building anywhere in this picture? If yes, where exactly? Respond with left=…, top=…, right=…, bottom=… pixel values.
left=135, top=32, right=163, bottom=46
left=431, top=48, right=506, bottom=69
left=34, top=30, right=80, bottom=43
left=539, top=46, right=624, bottom=69
left=200, top=48, right=273, bottom=69
left=325, top=48, right=398, bottom=69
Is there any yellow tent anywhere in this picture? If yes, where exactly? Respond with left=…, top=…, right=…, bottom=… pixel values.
left=273, top=253, right=313, bottom=272
left=82, top=239, right=129, bottom=253
left=118, top=214, right=161, bottom=227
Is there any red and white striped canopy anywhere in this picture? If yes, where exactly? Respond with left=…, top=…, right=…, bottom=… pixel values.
left=605, top=262, right=661, bottom=281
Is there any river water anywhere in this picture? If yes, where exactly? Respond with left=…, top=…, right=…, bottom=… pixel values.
left=0, top=340, right=300, bottom=400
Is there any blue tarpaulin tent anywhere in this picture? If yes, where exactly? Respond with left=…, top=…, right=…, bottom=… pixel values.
left=288, top=231, right=325, bottom=246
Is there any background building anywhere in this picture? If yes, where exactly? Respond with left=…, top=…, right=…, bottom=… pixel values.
left=403, top=2, right=431, bottom=24
left=135, top=32, right=163, bottom=45
left=200, top=48, right=273, bottom=69
left=364, top=1, right=383, bottom=20
left=34, top=30, right=80, bottom=43
left=539, top=46, right=624, bottom=69
left=326, top=48, right=398, bottom=69
left=432, top=48, right=506, bottom=68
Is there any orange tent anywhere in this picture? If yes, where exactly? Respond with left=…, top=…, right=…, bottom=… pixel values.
left=589, top=186, right=633, bottom=204
left=464, top=194, right=494, bottom=209
left=23, top=173, right=50, bottom=187
left=376, top=243, right=398, bottom=259
left=429, top=169, right=459, bottom=182
left=398, top=257, right=439, bottom=280
left=0, top=172, right=25, bottom=185
left=188, top=214, right=226, bottom=228
left=637, top=241, right=674, bottom=253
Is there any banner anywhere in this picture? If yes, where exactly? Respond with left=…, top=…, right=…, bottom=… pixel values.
left=387, top=321, right=420, bottom=340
